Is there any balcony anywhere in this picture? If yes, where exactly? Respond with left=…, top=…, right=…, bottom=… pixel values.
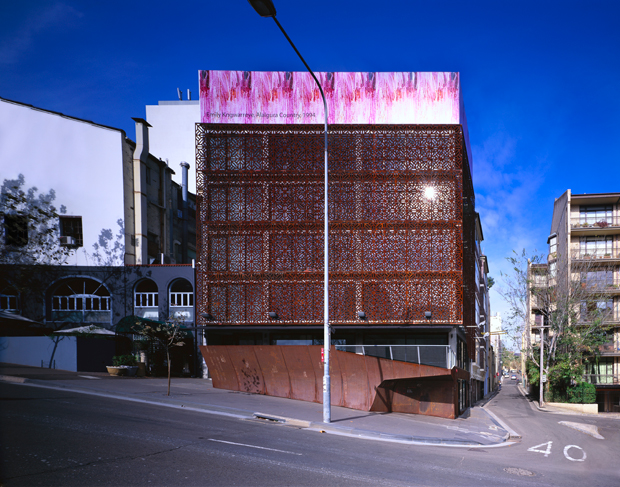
left=578, top=310, right=620, bottom=326
left=599, top=341, right=620, bottom=356
left=583, top=374, right=620, bottom=386
left=571, top=249, right=620, bottom=262
left=571, top=216, right=620, bottom=234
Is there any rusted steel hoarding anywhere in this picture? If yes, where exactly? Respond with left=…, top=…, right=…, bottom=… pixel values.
left=201, top=345, right=462, bottom=419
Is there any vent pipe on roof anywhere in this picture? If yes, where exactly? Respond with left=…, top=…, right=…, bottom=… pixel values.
left=177, top=88, right=183, bottom=100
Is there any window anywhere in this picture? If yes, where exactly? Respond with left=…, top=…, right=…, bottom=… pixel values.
left=580, top=299, right=613, bottom=321
left=580, top=236, right=613, bottom=258
left=169, top=279, right=193, bottom=307
left=51, top=278, right=111, bottom=322
left=135, top=279, right=158, bottom=307
left=585, top=357, right=614, bottom=384
left=0, top=287, right=19, bottom=311
left=59, top=216, right=83, bottom=247
left=580, top=205, right=612, bottom=226
left=548, top=235, right=557, bottom=255
left=581, top=270, right=613, bottom=289
left=3, top=214, right=28, bottom=246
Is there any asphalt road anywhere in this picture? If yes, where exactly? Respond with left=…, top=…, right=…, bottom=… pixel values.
left=1, top=381, right=619, bottom=486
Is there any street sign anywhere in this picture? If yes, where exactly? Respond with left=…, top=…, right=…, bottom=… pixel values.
left=541, top=374, right=547, bottom=383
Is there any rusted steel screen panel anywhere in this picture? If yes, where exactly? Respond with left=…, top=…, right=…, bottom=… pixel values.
left=201, top=346, right=456, bottom=418
left=252, top=345, right=291, bottom=398
left=386, top=376, right=455, bottom=418
left=196, top=124, right=465, bottom=328
left=280, top=346, right=318, bottom=403
left=338, top=351, right=372, bottom=411
left=199, top=346, right=240, bottom=391
left=225, top=346, right=264, bottom=394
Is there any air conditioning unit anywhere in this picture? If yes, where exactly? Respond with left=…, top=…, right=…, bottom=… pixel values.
left=60, top=236, right=74, bottom=246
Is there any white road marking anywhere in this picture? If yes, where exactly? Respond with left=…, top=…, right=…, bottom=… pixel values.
left=527, top=441, right=553, bottom=457
left=208, top=439, right=302, bottom=455
left=78, top=375, right=101, bottom=380
left=563, top=445, right=586, bottom=462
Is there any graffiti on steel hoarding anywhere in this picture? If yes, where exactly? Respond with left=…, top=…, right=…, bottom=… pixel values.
left=199, top=70, right=462, bottom=125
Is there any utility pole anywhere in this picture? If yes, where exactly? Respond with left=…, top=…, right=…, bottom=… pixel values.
left=539, top=325, right=549, bottom=408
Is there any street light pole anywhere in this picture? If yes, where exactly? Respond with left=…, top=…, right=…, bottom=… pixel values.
left=248, top=0, right=331, bottom=423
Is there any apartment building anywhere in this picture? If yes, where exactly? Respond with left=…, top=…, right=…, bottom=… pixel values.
left=525, top=191, right=620, bottom=412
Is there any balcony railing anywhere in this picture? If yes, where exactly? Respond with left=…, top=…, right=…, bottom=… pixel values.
left=582, top=374, right=619, bottom=385
left=580, top=279, right=620, bottom=292
left=571, top=217, right=620, bottom=229
left=337, top=345, right=456, bottom=369
left=599, top=342, right=620, bottom=355
left=578, top=310, right=620, bottom=324
left=571, top=249, right=620, bottom=260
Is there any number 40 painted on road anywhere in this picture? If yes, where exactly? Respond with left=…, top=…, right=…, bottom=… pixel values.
left=527, top=441, right=587, bottom=462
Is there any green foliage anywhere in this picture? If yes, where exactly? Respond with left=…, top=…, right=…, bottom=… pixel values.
left=487, top=276, right=495, bottom=289
left=568, top=382, right=596, bottom=404
left=128, top=318, right=189, bottom=395
left=526, top=358, right=540, bottom=388
left=502, top=248, right=611, bottom=405
left=112, top=355, right=137, bottom=366
left=128, top=320, right=188, bottom=349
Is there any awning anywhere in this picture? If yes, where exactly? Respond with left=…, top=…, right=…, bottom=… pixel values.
left=0, top=311, right=55, bottom=337
left=52, top=325, right=116, bottom=337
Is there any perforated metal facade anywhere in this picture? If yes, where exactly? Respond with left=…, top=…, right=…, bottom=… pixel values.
left=196, top=124, right=476, bottom=355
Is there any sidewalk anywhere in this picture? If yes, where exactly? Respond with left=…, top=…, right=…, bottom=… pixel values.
left=0, top=362, right=515, bottom=448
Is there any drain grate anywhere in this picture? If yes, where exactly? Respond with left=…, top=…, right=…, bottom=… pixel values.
left=504, top=467, right=535, bottom=477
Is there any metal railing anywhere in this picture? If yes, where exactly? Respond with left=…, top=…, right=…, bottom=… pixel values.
left=578, top=310, right=620, bottom=324
left=599, top=342, right=620, bottom=354
left=336, top=345, right=456, bottom=369
left=582, top=374, right=619, bottom=385
left=571, top=249, right=620, bottom=260
left=571, top=216, right=620, bottom=229
left=580, top=279, right=620, bottom=292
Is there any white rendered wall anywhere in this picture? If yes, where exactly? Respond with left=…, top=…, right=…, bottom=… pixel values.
left=145, top=101, right=200, bottom=194
left=0, top=336, right=77, bottom=371
left=0, top=99, right=125, bottom=265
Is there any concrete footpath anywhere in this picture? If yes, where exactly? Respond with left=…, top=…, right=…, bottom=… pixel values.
left=0, top=362, right=518, bottom=448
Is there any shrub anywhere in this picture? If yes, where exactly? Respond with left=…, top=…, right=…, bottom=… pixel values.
left=112, top=354, right=137, bottom=366
left=567, top=382, right=596, bottom=404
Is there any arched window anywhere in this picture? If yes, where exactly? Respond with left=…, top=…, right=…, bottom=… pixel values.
left=169, top=279, right=193, bottom=307
left=135, top=279, right=158, bottom=307
left=50, top=278, right=111, bottom=323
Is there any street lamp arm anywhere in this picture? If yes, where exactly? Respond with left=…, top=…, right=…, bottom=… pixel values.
left=270, top=16, right=328, bottom=128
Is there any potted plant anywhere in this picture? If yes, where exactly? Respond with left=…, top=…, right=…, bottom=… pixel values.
left=107, top=355, right=138, bottom=377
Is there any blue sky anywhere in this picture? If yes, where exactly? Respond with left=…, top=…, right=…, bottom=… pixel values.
left=2, top=1, right=619, bottom=342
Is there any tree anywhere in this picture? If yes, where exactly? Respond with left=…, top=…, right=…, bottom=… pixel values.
left=126, top=317, right=189, bottom=396
left=0, top=174, right=72, bottom=265
left=500, top=349, right=518, bottom=371
left=500, top=249, right=611, bottom=402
